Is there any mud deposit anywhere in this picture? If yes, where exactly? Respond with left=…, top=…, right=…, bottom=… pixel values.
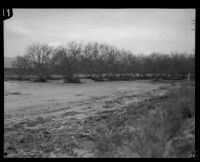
left=4, top=79, right=176, bottom=157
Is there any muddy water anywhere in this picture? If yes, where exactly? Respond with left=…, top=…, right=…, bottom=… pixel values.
left=4, top=79, right=170, bottom=125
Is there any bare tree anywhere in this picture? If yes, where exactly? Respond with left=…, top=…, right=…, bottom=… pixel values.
left=26, top=43, right=53, bottom=81
left=13, top=41, right=195, bottom=82
left=12, top=55, right=30, bottom=80
left=82, top=42, right=96, bottom=76
left=54, top=41, right=83, bottom=83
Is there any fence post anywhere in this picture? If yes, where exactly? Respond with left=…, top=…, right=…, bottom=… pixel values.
left=187, top=73, right=190, bottom=82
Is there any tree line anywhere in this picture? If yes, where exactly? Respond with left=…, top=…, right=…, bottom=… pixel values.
left=12, top=41, right=195, bottom=82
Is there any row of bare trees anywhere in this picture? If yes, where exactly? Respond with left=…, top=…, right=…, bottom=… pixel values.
left=12, top=41, right=195, bottom=82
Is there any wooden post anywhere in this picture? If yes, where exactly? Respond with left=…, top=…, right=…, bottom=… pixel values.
left=187, top=72, right=190, bottom=82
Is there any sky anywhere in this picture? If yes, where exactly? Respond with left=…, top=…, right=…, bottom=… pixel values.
left=4, top=9, right=195, bottom=57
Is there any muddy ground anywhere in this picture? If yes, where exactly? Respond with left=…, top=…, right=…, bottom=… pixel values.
left=4, top=79, right=193, bottom=158
left=4, top=79, right=171, bottom=125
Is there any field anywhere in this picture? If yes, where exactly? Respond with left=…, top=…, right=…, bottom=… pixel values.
left=4, top=79, right=195, bottom=158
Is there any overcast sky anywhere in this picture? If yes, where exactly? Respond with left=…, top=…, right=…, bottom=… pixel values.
left=4, top=9, right=195, bottom=57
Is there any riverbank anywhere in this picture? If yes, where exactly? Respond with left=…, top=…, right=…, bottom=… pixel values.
left=4, top=80, right=195, bottom=158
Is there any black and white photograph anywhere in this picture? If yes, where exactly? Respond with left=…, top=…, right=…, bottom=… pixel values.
left=3, top=8, right=195, bottom=158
